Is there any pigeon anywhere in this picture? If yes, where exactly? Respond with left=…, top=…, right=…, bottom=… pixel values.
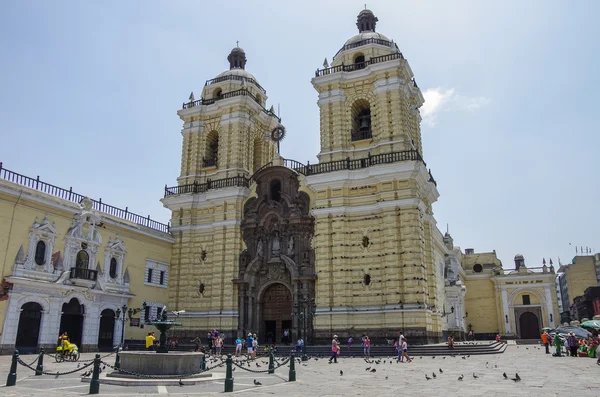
left=365, top=367, right=371, bottom=371
left=340, top=370, right=343, bottom=376
left=55, top=372, right=60, bottom=378
left=370, top=368, right=376, bottom=373
left=77, top=363, right=81, bottom=368
left=256, top=363, right=261, bottom=367
left=513, top=373, right=521, bottom=382
left=253, top=379, right=262, bottom=386
left=432, top=372, right=436, bottom=378
left=178, top=379, right=184, bottom=387
left=458, top=374, right=464, bottom=381
left=503, top=372, right=508, bottom=380
left=232, top=367, right=235, bottom=372
left=385, top=375, right=388, bottom=380
left=473, top=373, right=479, bottom=379
left=425, top=374, right=432, bottom=380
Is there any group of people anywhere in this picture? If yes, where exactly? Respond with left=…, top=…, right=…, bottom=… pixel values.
left=327, top=332, right=410, bottom=363
left=235, top=333, right=259, bottom=358
left=542, top=329, right=600, bottom=359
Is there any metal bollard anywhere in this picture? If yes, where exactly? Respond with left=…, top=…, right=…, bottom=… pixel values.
left=35, top=348, right=44, bottom=376
left=201, top=354, right=207, bottom=370
left=6, top=350, right=18, bottom=387
left=268, top=348, right=275, bottom=374
left=114, top=350, right=121, bottom=370
left=224, top=354, right=233, bottom=393
left=288, top=351, right=296, bottom=382
left=89, top=354, right=101, bottom=395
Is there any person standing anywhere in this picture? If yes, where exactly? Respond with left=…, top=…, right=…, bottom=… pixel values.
left=145, top=332, right=155, bottom=351
left=348, top=336, right=353, bottom=349
left=363, top=336, right=371, bottom=360
left=246, top=333, right=254, bottom=359
left=235, top=336, right=243, bottom=357
left=553, top=332, right=563, bottom=356
left=447, top=335, right=454, bottom=350
left=400, top=339, right=412, bottom=362
left=541, top=331, right=550, bottom=354
left=397, top=332, right=405, bottom=360
left=329, top=335, right=340, bottom=363
left=252, top=333, right=258, bottom=359
left=567, top=332, right=577, bottom=357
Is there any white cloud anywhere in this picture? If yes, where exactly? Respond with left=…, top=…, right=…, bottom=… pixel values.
left=421, top=88, right=491, bottom=127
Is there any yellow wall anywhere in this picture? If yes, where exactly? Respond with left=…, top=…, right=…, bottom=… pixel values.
left=0, top=181, right=173, bottom=343
left=564, top=256, right=597, bottom=300
left=464, top=278, right=498, bottom=334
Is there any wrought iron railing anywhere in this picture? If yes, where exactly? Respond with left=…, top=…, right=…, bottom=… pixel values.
left=69, top=267, right=98, bottom=281
left=164, top=175, right=250, bottom=197
left=0, top=162, right=171, bottom=233
left=204, top=74, right=266, bottom=94
left=316, top=52, right=404, bottom=77
left=203, top=158, right=218, bottom=168
left=351, top=129, right=373, bottom=141
left=332, top=37, right=401, bottom=60
left=182, top=89, right=282, bottom=122
left=166, top=149, right=436, bottom=197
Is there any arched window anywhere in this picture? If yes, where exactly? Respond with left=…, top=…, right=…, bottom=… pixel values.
left=76, top=250, right=89, bottom=269
left=204, top=131, right=219, bottom=167
left=34, top=240, right=46, bottom=266
left=354, top=54, right=366, bottom=70
left=213, top=88, right=223, bottom=99
left=270, top=179, right=281, bottom=202
left=109, top=257, right=118, bottom=279
left=255, top=94, right=262, bottom=105
left=351, top=99, right=372, bottom=141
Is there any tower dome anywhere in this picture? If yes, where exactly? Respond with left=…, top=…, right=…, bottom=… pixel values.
left=212, top=46, right=262, bottom=88
left=356, top=9, right=378, bottom=32
left=227, top=46, right=247, bottom=70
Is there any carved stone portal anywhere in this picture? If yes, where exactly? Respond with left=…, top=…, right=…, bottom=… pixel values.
left=237, top=166, right=315, bottom=343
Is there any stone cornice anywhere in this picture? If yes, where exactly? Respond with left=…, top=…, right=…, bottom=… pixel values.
left=161, top=186, right=250, bottom=210
left=311, top=197, right=427, bottom=217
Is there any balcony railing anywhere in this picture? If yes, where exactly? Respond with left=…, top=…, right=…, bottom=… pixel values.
left=332, top=37, right=401, bottom=60
left=182, top=89, right=281, bottom=121
left=167, top=149, right=436, bottom=197
left=69, top=267, right=98, bottom=281
left=351, top=129, right=373, bottom=141
left=0, top=162, right=171, bottom=233
left=203, top=157, right=218, bottom=168
left=205, top=74, right=266, bottom=94
left=164, top=175, right=250, bottom=197
left=316, top=52, right=404, bottom=77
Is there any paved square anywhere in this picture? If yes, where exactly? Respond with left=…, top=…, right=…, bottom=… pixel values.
left=0, top=346, right=598, bottom=396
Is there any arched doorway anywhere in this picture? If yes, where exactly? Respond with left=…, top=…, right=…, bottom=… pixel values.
left=98, top=309, right=115, bottom=351
left=519, top=311, right=540, bottom=339
left=15, top=302, right=43, bottom=353
left=59, top=298, right=85, bottom=348
left=261, top=283, right=292, bottom=344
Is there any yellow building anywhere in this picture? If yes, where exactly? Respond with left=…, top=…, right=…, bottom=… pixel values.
left=462, top=251, right=559, bottom=339
left=557, top=253, right=600, bottom=322
left=0, top=9, right=562, bottom=352
left=0, top=165, right=173, bottom=353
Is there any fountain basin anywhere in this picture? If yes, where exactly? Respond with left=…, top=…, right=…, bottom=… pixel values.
left=119, top=351, right=204, bottom=376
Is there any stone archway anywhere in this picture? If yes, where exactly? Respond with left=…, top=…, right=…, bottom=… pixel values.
left=59, top=298, right=85, bottom=348
left=237, top=166, right=316, bottom=342
left=518, top=311, right=540, bottom=339
left=98, top=309, right=116, bottom=351
left=15, top=302, right=43, bottom=353
left=260, top=283, right=293, bottom=344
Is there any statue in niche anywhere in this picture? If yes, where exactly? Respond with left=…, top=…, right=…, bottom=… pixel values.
left=287, top=235, right=295, bottom=255
left=271, top=232, right=281, bottom=256
left=256, top=240, right=263, bottom=257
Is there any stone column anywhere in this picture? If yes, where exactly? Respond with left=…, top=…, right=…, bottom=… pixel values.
left=545, top=287, right=555, bottom=328
left=113, top=315, right=123, bottom=347
left=44, top=298, right=62, bottom=346
left=1, top=294, right=21, bottom=347
left=501, top=289, right=511, bottom=334
left=82, top=306, right=100, bottom=351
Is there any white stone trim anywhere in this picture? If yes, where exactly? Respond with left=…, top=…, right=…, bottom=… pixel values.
left=144, top=260, right=169, bottom=288
left=175, top=310, right=239, bottom=318
left=169, top=219, right=241, bottom=232
left=317, top=89, right=346, bottom=105
left=161, top=187, right=250, bottom=209
left=103, top=236, right=127, bottom=285
left=501, top=289, right=511, bottom=334
left=311, top=197, right=427, bottom=217
left=317, top=138, right=407, bottom=156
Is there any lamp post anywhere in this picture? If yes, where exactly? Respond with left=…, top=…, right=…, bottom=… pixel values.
left=115, top=304, right=127, bottom=348
left=293, top=297, right=316, bottom=362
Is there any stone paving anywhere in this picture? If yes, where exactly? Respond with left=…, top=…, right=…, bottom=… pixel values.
left=0, top=345, right=598, bottom=396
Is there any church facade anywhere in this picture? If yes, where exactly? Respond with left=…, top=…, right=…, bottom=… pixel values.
left=0, top=9, right=559, bottom=352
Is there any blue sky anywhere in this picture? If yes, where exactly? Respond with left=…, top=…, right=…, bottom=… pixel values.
left=1, top=1, right=598, bottom=268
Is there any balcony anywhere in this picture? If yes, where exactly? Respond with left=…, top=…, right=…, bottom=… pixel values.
left=204, top=74, right=266, bottom=94
left=351, top=129, right=373, bottom=142
left=315, top=52, right=404, bottom=77
left=69, top=267, right=98, bottom=287
left=203, top=157, right=218, bottom=168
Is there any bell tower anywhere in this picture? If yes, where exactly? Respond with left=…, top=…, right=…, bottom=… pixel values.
left=162, top=47, right=280, bottom=338
left=312, top=9, right=424, bottom=163
left=176, top=46, right=279, bottom=186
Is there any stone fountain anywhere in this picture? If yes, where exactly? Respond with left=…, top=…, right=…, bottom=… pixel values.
left=98, top=305, right=215, bottom=385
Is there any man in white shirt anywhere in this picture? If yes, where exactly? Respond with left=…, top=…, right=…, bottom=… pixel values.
left=397, top=332, right=405, bottom=361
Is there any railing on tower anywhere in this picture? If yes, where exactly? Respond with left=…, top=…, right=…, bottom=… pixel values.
left=165, top=149, right=436, bottom=197
left=204, top=74, right=266, bottom=94
left=331, top=37, right=401, bottom=60
left=316, top=52, right=404, bottom=77
left=0, top=162, right=171, bottom=233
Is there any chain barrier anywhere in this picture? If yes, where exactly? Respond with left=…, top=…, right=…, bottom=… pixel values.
left=231, top=355, right=291, bottom=373
left=98, top=359, right=226, bottom=379
left=23, top=355, right=40, bottom=367
left=42, top=351, right=115, bottom=363
left=17, top=357, right=94, bottom=376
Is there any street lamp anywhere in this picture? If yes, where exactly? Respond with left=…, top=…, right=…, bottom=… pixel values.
left=292, top=297, right=317, bottom=361
left=115, top=304, right=127, bottom=348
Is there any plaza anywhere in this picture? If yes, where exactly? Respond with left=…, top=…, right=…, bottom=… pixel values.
left=0, top=344, right=598, bottom=397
